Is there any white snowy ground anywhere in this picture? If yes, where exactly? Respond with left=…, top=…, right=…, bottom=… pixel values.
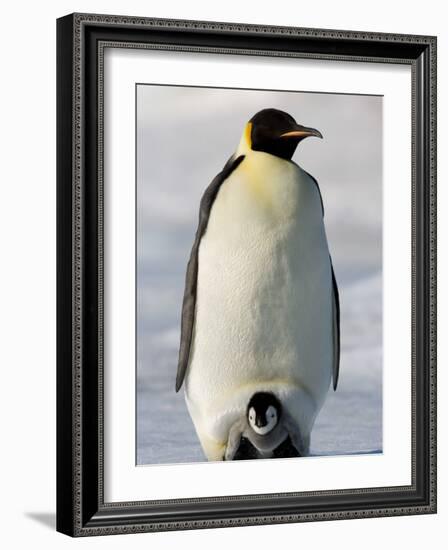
left=136, top=86, right=383, bottom=464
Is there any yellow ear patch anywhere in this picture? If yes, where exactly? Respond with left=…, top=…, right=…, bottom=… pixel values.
left=236, top=122, right=253, bottom=155
left=244, top=122, right=252, bottom=149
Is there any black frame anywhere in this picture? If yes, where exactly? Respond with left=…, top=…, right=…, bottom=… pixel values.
left=57, top=13, right=437, bottom=536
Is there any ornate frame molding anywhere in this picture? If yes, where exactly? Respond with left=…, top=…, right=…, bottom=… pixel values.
left=57, top=13, right=437, bottom=537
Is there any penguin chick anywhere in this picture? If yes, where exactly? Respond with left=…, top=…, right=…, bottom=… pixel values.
left=225, top=392, right=308, bottom=460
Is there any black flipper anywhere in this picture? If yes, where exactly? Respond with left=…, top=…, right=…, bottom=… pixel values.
left=303, top=169, right=324, bottom=216
left=331, top=259, right=340, bottom=390
left=233, top=437, right=259, bottom=460
left=273, top=436, right=301, bottom=458
left=175, top=155, right=245, bottom=392
left=305, top=169, right=340, bottom=389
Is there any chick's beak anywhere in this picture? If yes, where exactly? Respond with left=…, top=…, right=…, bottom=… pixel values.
left=255, top=416, right=267, bottom=428
left=280, top=126, right=323, bottom=140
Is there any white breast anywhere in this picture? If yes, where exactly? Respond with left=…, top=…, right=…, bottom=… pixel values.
left=184, top=151, right=333, bottom=458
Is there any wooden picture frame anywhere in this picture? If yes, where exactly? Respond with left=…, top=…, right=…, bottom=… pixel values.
left=57, top=13, right=437, bottom=536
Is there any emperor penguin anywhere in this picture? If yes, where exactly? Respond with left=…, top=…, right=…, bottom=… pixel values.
left=175, top=108, right=340, bottom=461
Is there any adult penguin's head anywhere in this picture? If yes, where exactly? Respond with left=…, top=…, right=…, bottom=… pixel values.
left=244, top=108, right=322, bottom=160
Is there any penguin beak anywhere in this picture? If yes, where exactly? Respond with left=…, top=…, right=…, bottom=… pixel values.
left=280, top=126, right=323, bottom=140
left=255, top=416, right=267, bottom=428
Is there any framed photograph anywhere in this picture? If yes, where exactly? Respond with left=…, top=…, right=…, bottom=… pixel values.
left=56, top=13, right=437, bottom=536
